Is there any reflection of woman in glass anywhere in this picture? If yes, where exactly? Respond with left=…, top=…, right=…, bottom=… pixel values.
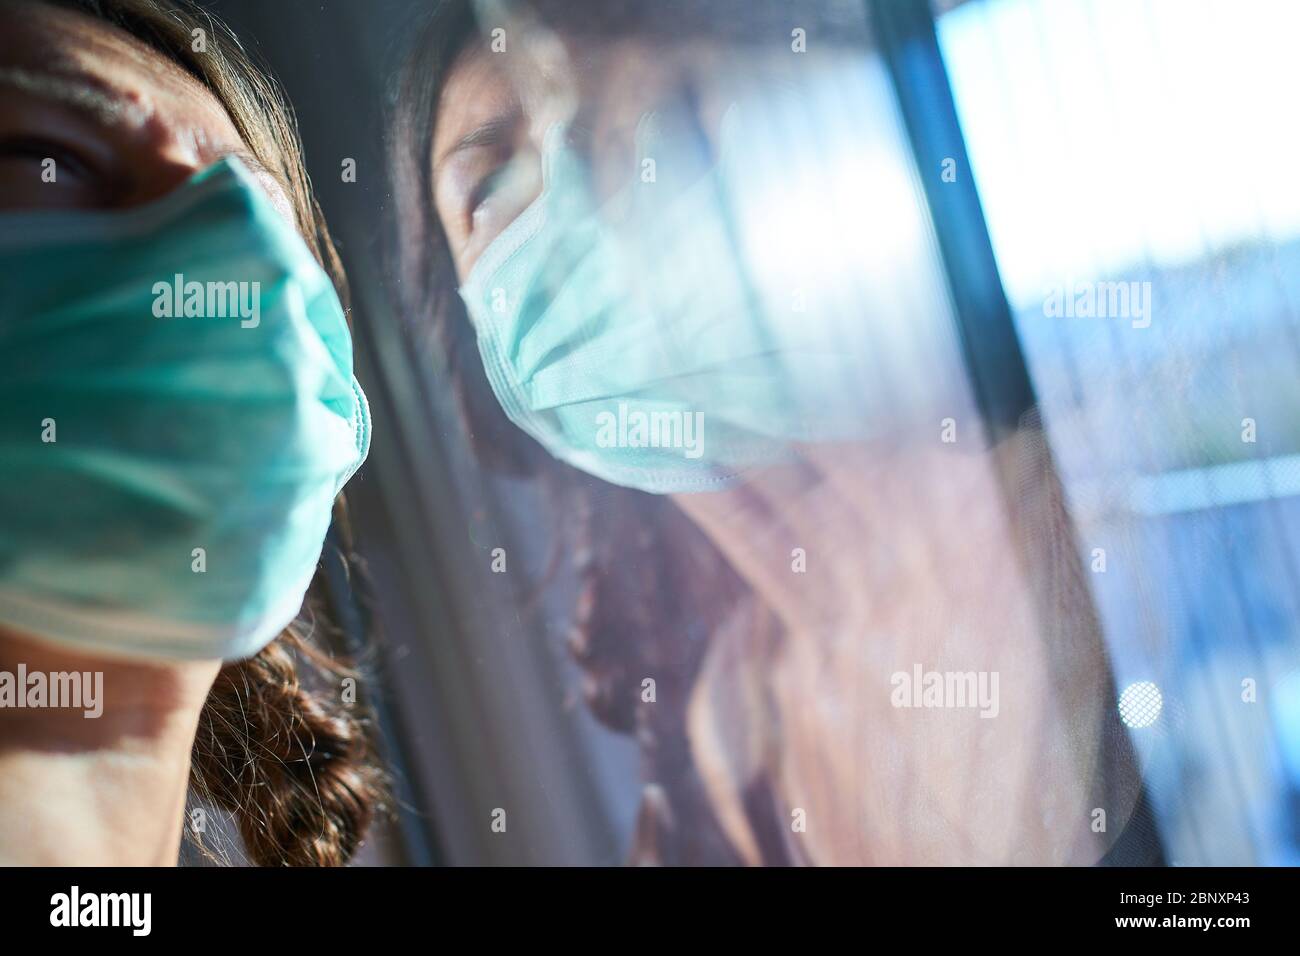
left=392, top=0, right=1152, bottom=864
left=0, top=0, right=382, bottom=865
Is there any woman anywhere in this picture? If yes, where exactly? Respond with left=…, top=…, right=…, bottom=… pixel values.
left=0, top=0, right=382, bottom=865
left=392, top=0, right=1156, bottom=864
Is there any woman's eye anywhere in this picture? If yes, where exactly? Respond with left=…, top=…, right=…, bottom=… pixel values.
left=0, top=136, right=95, bottom=181
left=468, top=166, right=507, bottom=219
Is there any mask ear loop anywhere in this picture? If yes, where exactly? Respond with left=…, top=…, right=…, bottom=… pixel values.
left=682, top=95, right=811, bottom=457
left=673, top=95, right=782, bottom=365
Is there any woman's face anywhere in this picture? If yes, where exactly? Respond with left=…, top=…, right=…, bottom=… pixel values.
left=0, top=0, right=291, bottom=218
left=431, top=46, right=540, bottom=282
left=0, top=0, right=300, bottom=658
left=431, top=34, right=723, bottom=283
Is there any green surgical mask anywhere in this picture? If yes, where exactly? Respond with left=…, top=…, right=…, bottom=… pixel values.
left=458, top=113, right=852, bottom=494
left=0, top=157, right=370, bottom=661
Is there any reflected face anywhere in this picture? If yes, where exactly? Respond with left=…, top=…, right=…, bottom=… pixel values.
left=431, top=35, right=717, bottom=283
left=0, top=0, right=290, bottom=217
left=431, top=47, right=540, bottom=283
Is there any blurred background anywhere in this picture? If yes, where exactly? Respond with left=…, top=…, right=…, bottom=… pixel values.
left=203, top=0, right=1300, bottom=865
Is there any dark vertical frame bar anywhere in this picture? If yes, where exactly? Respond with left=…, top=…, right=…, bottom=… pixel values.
left=869, top=0, right=1034, bottom=439
left=322, top=525, right=441, bottom=866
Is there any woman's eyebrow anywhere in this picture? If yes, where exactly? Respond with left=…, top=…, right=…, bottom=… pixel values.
left=0, top=65, right=148, bottom=128
left=435, top=113, right=520, bottom=169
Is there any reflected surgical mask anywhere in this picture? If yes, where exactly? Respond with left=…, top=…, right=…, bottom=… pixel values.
left=0, top=157, right=370, bottom=661
left=459, top=110, right=858, bottom=494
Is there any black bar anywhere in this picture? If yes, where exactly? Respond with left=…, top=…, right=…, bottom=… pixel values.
left=1, top=865, right=1289, bottom=941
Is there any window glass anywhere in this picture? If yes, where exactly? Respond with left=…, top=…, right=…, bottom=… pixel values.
left=208, top=0, right=1208, bottom=865
left=367, top=0, right=1152, bottom=865
left=939, top=0, right=1300, bottom=864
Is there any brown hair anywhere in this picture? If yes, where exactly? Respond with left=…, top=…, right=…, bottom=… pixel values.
left=390, top=0, right=751, bottom=865
left=41, top=0, right=384, bottom=866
